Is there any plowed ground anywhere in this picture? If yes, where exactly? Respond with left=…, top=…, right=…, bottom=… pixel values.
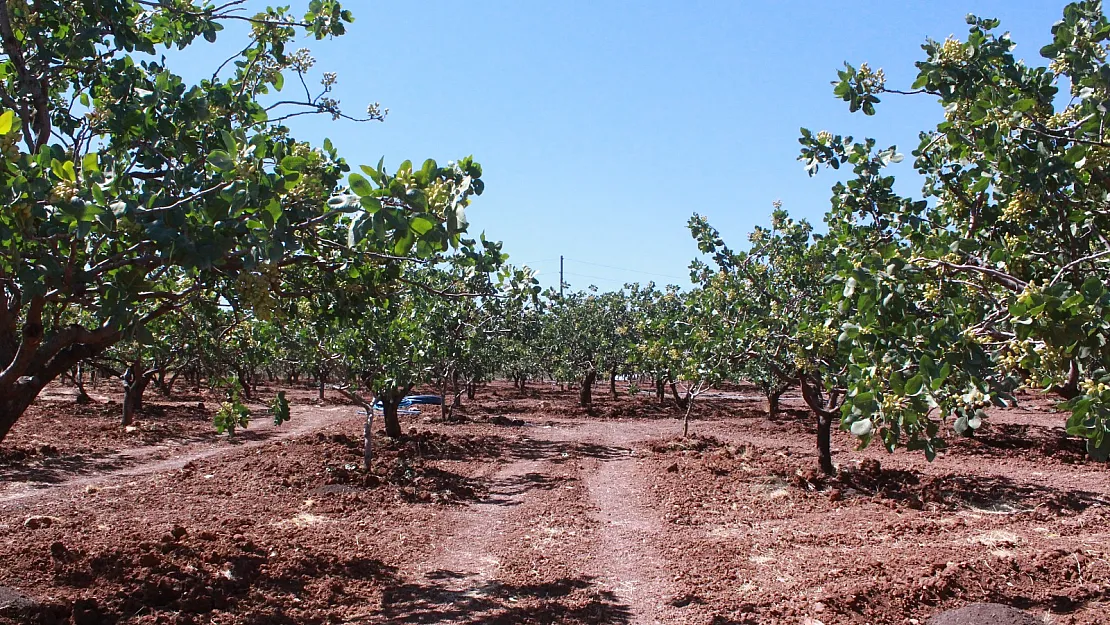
left=0, top=381, right=1106, bottom=624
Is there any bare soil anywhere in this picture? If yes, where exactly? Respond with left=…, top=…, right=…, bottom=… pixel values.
left=0, top=381, right=1106, bottom=624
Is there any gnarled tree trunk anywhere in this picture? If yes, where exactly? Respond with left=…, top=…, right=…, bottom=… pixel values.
left=799, top=374, right=842, bottom=476
left=579, top=368, right=597, bottom=407
left=670, top=381, right=689, bottom=409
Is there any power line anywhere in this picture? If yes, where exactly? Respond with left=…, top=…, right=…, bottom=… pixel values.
left=563, top=257, right=689, bottom=282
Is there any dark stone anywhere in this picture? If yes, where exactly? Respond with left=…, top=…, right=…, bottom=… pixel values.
left=928, top=603, right=1042, bottom=625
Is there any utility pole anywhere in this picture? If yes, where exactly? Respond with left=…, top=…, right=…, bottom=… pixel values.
left=559, top=255, right=564, bottom=298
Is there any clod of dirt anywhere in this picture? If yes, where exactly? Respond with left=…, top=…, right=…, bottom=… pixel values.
left=71, top=597, right=105, bottom=625
left=171, top=524, right=188, bottom=540
left=488, top=415, right=526, bottom=426
left=0, top=585, right=36, bottom=613
left=927, top=603, right=1042, bottom=625
left=666, top=462, right=679, bottom=473
left=48, top=541, right=69, bottom=562
left=23, top=515, right=57, bottom=529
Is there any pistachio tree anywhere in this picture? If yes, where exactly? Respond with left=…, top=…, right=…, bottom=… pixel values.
left=802, top=2, right=1110, bottom=462
left=542, top=288, right=626, bottom=408
left=689, top=208, right=843, bottom=471
left=0, top=1, right=472, bottom=442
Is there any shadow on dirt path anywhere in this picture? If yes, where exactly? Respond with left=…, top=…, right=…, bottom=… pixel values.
left=379, top=572, right=632, bottom=624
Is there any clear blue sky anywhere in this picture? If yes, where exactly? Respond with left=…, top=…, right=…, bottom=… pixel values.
left=182, top=1, right=1064, bottom=292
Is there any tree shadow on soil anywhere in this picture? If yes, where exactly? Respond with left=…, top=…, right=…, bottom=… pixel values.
left=813, top=462, right=1109, bottom=514
left=379, top=571, right=632, bottom=624
left=944, top=423, right=1087, bottom=463
left=0, top=451, right=134, bottom=486
left=483, top=471, right=570, bottom=506
left=504, top=437, right=631, bottom=463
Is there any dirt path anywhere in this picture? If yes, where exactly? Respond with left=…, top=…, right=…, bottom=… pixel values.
left=0, top=404, right=355, bottom=509
left=578, top=422, right=688, bottom=625
left=373, top=419, right=690, bottom=624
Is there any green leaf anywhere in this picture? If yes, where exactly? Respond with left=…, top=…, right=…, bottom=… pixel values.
left=905, top=375, right=924, bottom=396
left=410, top=214, right=436, bottom=236
left=349, top=173, right=375, bottom=197
left=1012, top=98, right=1036, bottom=112
left=1087, top=435, right=1110, bottom=463
left=0, top=110, right=13, bottom=135
left=82, top=153, right=99, bottom=174
left=281, top=155, right=307, bottom=171
left=361, top=164, right=383, bottom=185
left=208, top=150, right=234, bottom=171
left=220, top=130, right=237, bottom=155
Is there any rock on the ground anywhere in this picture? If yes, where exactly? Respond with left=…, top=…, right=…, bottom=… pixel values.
left=928, top=603, right=1042, bottom=625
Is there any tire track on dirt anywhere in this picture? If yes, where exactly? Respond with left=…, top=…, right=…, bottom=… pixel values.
left=374, top=448, right=551, bottom=623
left=576, top=421, right=690, bottom=625
left=0, top=405, right=356, bottom=510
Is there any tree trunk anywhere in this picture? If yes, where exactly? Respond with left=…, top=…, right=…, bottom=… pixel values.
left=132, top=370, right=154, bottom=413
left=440, top=374, right=450, bottom=421
left=656, top=377, right=665, bottom=404
left=799, top=374, right=840, bottom=476
left=74, top=363, right=91, bottom=404
left=609, top=370, right=617, bottom=398
left=379, top=387, right=412, bottom=439
left=159, top=371, right=179, bottom=397
left=317, top=368, right=326, bottom=402
left=121, top=361, right=138, bottom=427
left=816, top=412, right=834, bottom=475
left=235, top=367, right=253, bottom=400
left=452, top=369, right=461, bottom=408
left=767, top=388, right=786, bottom=419
left=466, top=381, right=476, bottom=400
left=670, top=381, right=688, bottom=409
left=0, top=384, right=45, bottom=443
left=579, top=369, right=596, bottom=407
left=363, top=404, right=375, bottom=470
left=683, top=392, right=695, bottom=437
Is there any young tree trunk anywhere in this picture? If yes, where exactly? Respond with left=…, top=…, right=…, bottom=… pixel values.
left=317, top=368, right=326, bottom=402
left=121, top=361, right=138, bottom=427
left=816, top=412, right=835, bottom=475
left=579, top=369, right=597, bottom=407
left=656, top=377, right=666, bottom=404
left=452, top=369, right=461, bottom=408
left=440, top=374, right=450, bottom=421
left=74, top=363, right=91, bottom=404
left=609, top=370, right=617, bottom=398
left=466, top=381, right=476, bottom=400
left=363, top=408, right=375, bottom=469
left=682, top=393, right=695, bottom=437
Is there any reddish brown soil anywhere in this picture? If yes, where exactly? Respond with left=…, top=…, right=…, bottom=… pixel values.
left=0, top=382, right=1105, bottom=624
